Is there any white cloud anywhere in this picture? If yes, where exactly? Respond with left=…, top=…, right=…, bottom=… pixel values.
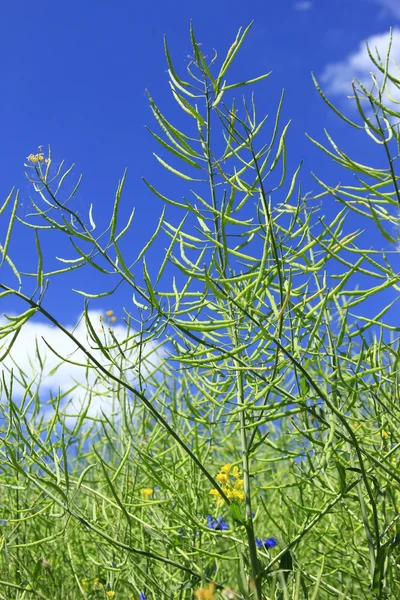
left=293, top=1, right=312, bottom=10
left=320, top=28, right=400, bottom=101
left=0, top=311, right=166, bottom=419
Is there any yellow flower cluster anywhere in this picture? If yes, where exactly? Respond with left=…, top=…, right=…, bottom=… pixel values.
left=81, top=577, right=105, bottom=592
left=93, top=578, right=103, bottom=590
left=81, top=578, right=89, bottom=591
left=194, top=582, right=216, bottom=600
left=210, top=463, right=244, bottom=505
left=27, top=153, right=45, bottom=163
left=104, top=309, right=117, bottom=322
left=140, top=488, right=153, bottom=498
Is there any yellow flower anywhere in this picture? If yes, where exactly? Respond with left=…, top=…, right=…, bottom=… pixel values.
left=93, top=578, right=103, bottom=590
left=111, top=316, right=117, bottom=322
left=105, top=310, right=114, bottom=316
left=27, top=153, right=45, bottom=163
left=81, top=578, right=89, bottom=591
left=211, top=464, right=244, bottom=505
left=140, top=488, right=153, bottom=498
left=231, top=466, right=241, bottom=479
left=194, top=582, right=216, bottom=600
left=234, top=478, right=244, bottom=489
left=383, top=431, right=389, bottom=438
left=210, top=486, right=225, bottom=506
left=220, top=464, right=231, bottom=475
left=107, top=592, right=115, bottom=599
left=230, top=489, right=245, bottom=502
left=216, top=473, right=228, bottom=485
left=209, top=489, right=221, bottom=498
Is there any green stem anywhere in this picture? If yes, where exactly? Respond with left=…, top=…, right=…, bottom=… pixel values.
left=231, top=320, right=262, bottom=600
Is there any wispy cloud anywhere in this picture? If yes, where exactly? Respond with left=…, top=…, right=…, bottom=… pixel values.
left=320, top=28, right=400, bottom=98
left=0, top=311, right=166, bottom=419
left=293, top=1, right=312, bottom=10
left=369, top=0, right=400, bottom=19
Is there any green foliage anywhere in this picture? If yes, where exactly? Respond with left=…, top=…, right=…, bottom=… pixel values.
left=0, top=22, right=400, bottom=600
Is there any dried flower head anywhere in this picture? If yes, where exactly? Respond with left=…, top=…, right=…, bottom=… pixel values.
left=222, top=587, right=237, bottom=599
left=40, top=557, right=51, bottom=570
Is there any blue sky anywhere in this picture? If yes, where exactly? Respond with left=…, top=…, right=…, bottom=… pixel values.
left=0, top=0, right=399, bottom=399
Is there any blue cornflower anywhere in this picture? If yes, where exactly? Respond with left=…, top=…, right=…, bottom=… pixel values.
left=139, top=592, right=147, bottom=600
left=206, top=515, right=229, bottom=531
left=256, top=537, right=277, bottom=549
